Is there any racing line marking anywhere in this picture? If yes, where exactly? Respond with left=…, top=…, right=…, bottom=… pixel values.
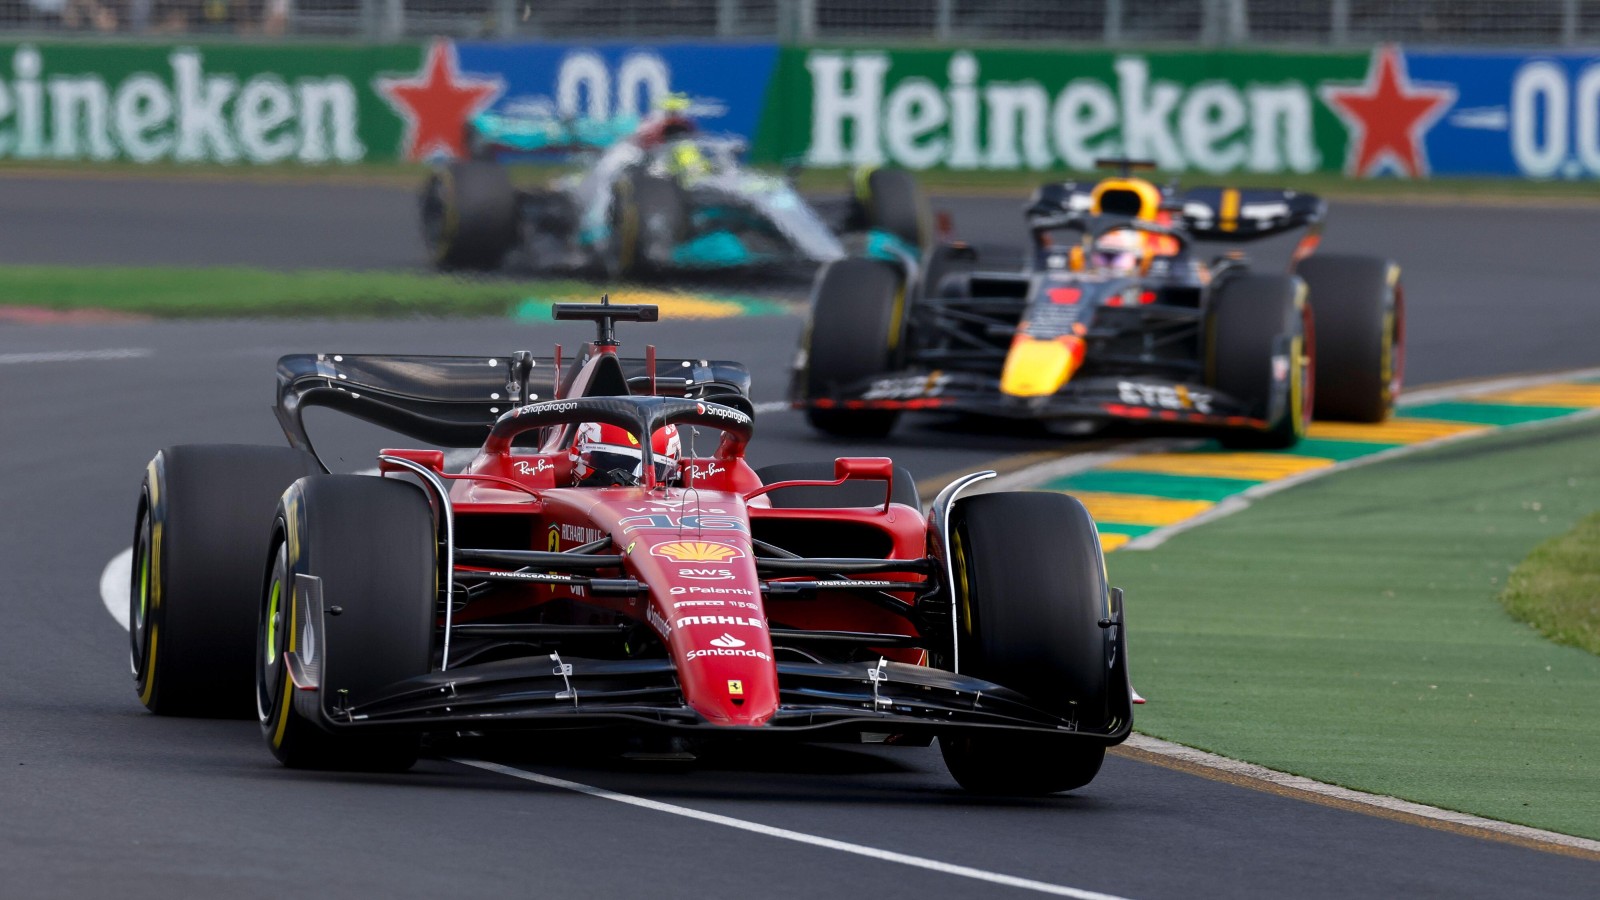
left=451, top=758, right=1132, bottom=900
left=100, top=547, right=132, bottom=631
left=1116, top=735, right=1600, bottom=862
left=0, top=348, right=151, bottom=364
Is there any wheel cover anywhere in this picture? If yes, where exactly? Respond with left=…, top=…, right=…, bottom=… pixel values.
left=129, top=507, right=153, bottom=683
left=1290, top=297, right=1314, bottom=436
left=1382, top=281, right=1406, bottom=412
left=256, top=542, right=291, bottom=726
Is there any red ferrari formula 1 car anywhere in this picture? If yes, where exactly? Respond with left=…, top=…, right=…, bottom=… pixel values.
left=129, top=299, right=1134, bottom=794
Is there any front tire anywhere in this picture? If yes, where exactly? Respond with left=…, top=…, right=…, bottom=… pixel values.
left=257, top=475, right=436, bottom=771
left=802, top=258, right=908, bottom=438
left=938, top=492, right=1116, bottom=794
left=1296, top=254, right=1403, bottom=423
left=131, top=444, right=321, bottom=717
left=422, top=161, right=518, bottom=271
left=1207, top=273, right=1314, bottom=450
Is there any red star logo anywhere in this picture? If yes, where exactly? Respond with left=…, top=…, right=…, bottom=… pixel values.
left=375, top=40, right=502, bottom=161
left=1320, top=45, right=1455, bottom=178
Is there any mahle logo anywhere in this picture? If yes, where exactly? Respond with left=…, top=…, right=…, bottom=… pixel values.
left=805, top=51, right=1319, bottom=174
left=0, top=45, right=364, bottom=164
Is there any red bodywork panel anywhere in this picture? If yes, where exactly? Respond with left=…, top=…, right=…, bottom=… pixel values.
left=405, top=341, right=929, bottom=730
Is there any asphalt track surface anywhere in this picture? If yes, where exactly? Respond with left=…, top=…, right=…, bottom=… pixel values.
left=2, top=175, right=1598, bottom=898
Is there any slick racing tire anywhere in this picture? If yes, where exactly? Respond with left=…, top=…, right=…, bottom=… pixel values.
left=754, top=461, right=921, bottom=510
left=858, top=168, right=929, bottom=252
left=422, top=161, right=519, bottom=271
left=802, top=258, right=907, bottom=438
left=939, top=492, right=1114, bottom=795
left=609, top=172, right=688, bottom=279
left=131, top=444, right=321, bottom=717
left=1295, top=254, right=1404, bottom=423
left=258, top=475, right=435, bottom=771
left=1207, top=273, right=1314, bottom=450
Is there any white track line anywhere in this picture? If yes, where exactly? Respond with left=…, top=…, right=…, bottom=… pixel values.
left=452, top=758, right=1132, bottom=900
left=1123, top=735, right=1600, bottom=857
left=100, top=547, right=132, bottom=630
left=752, top=400, right=790, bottom=414
left=0, top=348, right=151, bottom=365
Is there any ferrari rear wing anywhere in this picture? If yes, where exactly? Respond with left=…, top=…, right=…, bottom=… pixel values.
left=274, top=351, right=751, bottom=456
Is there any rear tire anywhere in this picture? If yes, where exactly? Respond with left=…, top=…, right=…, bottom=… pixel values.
left=1207, top=273, right=1313, bottom=450
left=257, top=475, right=436, bottom=771
left=938, top=492, right=1114, bottom=794
left=422, top=161, right=518, bottom=271
left=859, top=168, right=928, bottom=252
left=1296, top=254, right=1403, bottom=423
left=802, top=258, right=907, bottom=438
left=131, top=444, right=321, bottom=717
left=754, top=461, right=921, bottom=509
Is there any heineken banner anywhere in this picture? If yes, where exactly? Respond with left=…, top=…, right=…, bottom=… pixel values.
left=0, top=40, right=777, bottom=166
left=754, top=47, right=1366, bottom=174
left=754, top=44, right=1600, bottom=179
left=5, top=39, right=1600, bottom=179
left=0, top=42, right=416, bottom=164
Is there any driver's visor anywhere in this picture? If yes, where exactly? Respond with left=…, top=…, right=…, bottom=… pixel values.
left=576, top=444, right=675, bottom=486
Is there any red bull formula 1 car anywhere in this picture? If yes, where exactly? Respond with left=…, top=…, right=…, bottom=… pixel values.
left=793, top=160, right=1404, bottom=448
left=128, top=299, right=1133, bottom=794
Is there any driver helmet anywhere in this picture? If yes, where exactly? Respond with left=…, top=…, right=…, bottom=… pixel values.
left=666, top=139, right=710, bottom=182
left=1090, top=228, right=1146, bottom=275
left=570, top=422, right=681, bottom=486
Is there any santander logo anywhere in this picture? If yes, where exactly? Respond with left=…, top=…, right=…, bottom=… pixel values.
left=709, top=633, right=745, bottom=649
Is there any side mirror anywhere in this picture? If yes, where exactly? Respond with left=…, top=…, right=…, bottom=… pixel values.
left=833, top=456, right=894, bottom=483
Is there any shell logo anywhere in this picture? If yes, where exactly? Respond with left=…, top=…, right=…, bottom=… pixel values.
left=651, top=540, right=743, bottom=563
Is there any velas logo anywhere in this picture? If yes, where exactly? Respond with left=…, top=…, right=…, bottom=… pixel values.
left=375, top=39, right=502, bottom=161
left=651, top=541, right=743, bottom=563
left=1320, top=45, right=1455, bottom=178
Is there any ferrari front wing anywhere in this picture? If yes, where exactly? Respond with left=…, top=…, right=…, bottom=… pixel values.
left=314, top=656, right=1132, bottom=745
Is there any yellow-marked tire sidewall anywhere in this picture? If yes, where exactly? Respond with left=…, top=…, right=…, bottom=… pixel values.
left=131, top=457, right=163, bottom=709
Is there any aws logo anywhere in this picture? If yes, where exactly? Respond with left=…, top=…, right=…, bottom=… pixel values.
left=651, top=540, right=743, bottom=563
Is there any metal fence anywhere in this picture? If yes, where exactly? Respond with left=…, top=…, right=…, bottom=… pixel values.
left=4, top=0, right=1600, bottom=45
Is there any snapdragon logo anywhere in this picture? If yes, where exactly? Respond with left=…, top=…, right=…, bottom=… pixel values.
left=0, top=45, right=364, bottom=164
left=805, top=51, right=1318, bottom=174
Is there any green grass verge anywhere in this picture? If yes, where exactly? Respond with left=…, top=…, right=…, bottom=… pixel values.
left=6, top=158, right=1600, bottom=204
left=0, top=265, right=596, bottom=318
left=1104, top=416, right=1600, bottom=839
left=1501, top=511, right=1600, bottom=657
left=0, top=264, right=790, bottom=319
